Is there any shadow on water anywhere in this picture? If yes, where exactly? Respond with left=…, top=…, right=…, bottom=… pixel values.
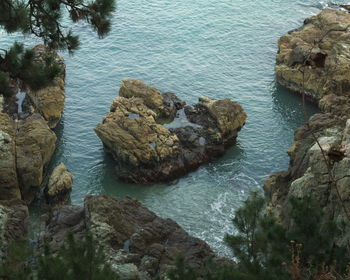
left=271, top=81, right=319, bottom=126
left=100, top=137, right=246, bottom=200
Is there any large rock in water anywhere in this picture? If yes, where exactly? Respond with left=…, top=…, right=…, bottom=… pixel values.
left=43, top=195, right=230, bottom=279
left=45, top=163, right=73, bottom=206
left=95, top=79, right=246, bottom=183
left=276, top=9, right=350, bottom=101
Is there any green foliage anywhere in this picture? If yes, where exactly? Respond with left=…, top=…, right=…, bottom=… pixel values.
left=166, top=256, right=198, bottom=280
left=0, top=0, right=115, bottom=51
left=168, top=192, right=350, bottom=280
left=224, top=191, right=290, bottom=280
left=288, top=196, right=348, bottom=274
left=0, top=42, right=62, bottom=96
left=0, top=234, right=119, bottom=280
left=0, top=239, right=32, bottom=280
left=0, top=0, right=116, bottom=96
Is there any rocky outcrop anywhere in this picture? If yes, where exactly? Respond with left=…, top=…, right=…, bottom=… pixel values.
left=0, top=45, right=65, bottom=203
left=28, top=45, right=65, bottom=129
left=276, top=9, right=350, bottom=102
left=16, top=114, right=57, bottom=203
left=0, top=199, right=28, bottom=259
left=95, top=79, right=246, bottom=183
left=43, top=195, right=230, bottom=279
left=0, top=113, right=20, bottom=200
left=45, top=163, right=73, bottom=206
left=269, top=7, right=350, bottom=248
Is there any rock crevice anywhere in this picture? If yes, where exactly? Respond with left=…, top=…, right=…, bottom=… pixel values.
left=95, top=79, right=247, bottom=183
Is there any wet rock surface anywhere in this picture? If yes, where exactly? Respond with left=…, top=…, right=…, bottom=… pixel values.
left=43, top=195, right=230, bottom=279
left=95, top=79, right=247, bottom=183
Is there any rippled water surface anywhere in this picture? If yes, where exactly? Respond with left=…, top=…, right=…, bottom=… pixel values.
left=3, top=0, right=344, bottom=256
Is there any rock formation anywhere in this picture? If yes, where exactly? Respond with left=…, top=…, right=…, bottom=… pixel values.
left=28, top=45, right=66, bottom=129
left=0, top=199, right=28, bottom=259
left=45, top=163, right=73, bottom=206
left=276, top=9, right=350, bottom=102
left=0, top=45, right=65, bottom=204
left=270, top=8, right=350, bottom=248
left=43, top=195, right=230, bottom=279
left=95, top=79, right=246, bottom=183
left=0, top=113, right=20, bottom=200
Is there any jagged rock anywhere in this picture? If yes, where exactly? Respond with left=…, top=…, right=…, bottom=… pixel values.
left=45, top=163, right=73, bottom=206
left=264, top=111, right=350, bottom=247
left=43, top=195, right=230, bottom=279
left=276, top=9, right=350, bottom=101
left=0, top=113, right=21, bottom=200
left=0, top=199, right=28, bottom=259
left=95, top=79, right=246, bottom=183
left=28, top=45, right=66, bottom=128
left=16, top=114, right=57, bottom=203
left=319, top=94, right=350, bottom=118
left=42, top=205, right=86, bottom=252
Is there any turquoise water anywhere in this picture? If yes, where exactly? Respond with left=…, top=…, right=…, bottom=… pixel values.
left=3, top=0, right=342, bottom=256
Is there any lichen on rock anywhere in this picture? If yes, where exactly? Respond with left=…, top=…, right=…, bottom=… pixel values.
left=95, top=79, right=246, bottom=183
left=45, top=163, right=73, bottom=206
left=269, top=7, right=350, bottom=248
left=276, top=9, right=350, bottom=102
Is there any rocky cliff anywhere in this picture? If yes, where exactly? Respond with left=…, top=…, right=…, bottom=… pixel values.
left=0, top=45, right=65, bottom=204
left=268, top=8, right=350, bottom=247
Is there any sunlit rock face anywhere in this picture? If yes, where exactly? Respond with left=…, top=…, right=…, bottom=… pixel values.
left=95, top=79, right=247, bottom=183
left=276, top=9, right=350, bottom=102
left=45, top=162, right=73, bottom=206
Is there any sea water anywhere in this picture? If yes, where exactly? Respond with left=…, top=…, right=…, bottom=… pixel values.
left=1, top=0, right=342, bottom=256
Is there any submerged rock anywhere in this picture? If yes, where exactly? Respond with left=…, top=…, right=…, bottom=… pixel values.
left=43, top=195, right=230, bottom=279
left=276, top=9, right=350, bottom=101
left=45, top=163, right=73, bottom=206
left=95, top=79, right=246, bottom=183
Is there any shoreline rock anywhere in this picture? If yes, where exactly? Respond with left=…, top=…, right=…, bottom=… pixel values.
left=95, top=79, right=247, bottom=183
left=43, top=195, right=231, bottom=279
left=269, top=8, right=350, bottom=247
left=45, top=162, right=73, bottom=206
left=276, top=9, right=350, bottom=103
left=0, top=199, right=28, bottom=260
left=0, top=45, right=66, bottom=204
